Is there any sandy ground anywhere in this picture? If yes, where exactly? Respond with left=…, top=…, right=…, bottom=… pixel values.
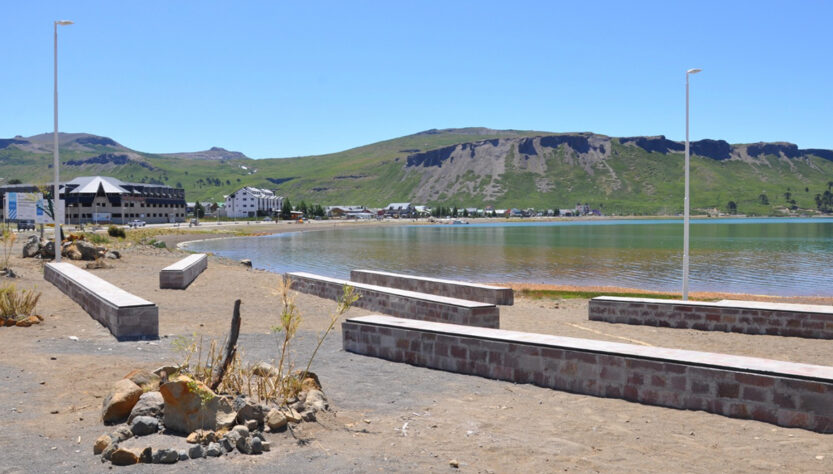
left=1, top=224, right=833, bottom=473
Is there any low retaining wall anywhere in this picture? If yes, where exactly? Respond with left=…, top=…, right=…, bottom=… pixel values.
left=343, top=315, right=833, bottom=433
left=287, top=272, right=499, bottom=328
left=160, top=253, right=208, bottom=289
left=45, top=262, right=158, bottom=340
left=589, top=296, right=833, bottom=339
left=350, top=269, right=514, bottom=305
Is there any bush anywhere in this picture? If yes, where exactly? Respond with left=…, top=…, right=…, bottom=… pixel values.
left=0, top=284, right=41, bottom=322
left=86, top=233, right=110, bottom=244
left=108, top=226, right=126, bottom=238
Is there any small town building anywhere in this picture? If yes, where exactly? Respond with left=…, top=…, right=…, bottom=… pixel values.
left=384, top=202, right=414, bottom=218
left=225, top=186, right=283, bottom=218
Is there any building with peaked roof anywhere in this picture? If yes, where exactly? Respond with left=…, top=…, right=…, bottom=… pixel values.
left=384, top=202, right=414, bottom=218
left=62, top=176, right=186, bottom=224
left=225, top=186, right=283, bottom=218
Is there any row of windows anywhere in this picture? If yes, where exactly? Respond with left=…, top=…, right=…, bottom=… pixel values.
left=69, top=213, right=185, bottom=219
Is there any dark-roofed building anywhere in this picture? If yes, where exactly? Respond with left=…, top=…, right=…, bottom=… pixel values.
left=62, top=176, right=186, bottom=224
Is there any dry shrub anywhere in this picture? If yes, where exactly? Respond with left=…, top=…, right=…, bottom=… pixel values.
left=0, top=284, right=41, bottom=322
left=2, top=229, right=16, bottom=270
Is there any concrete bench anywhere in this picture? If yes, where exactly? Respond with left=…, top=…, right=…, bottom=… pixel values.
left=160, top=253, right=208, bottom=289
left=45, top=262, right=158, bottom=340
left=351, top=269, right=514, bottom=305
left=287, top=271, right=500, bottom=328
left=343, top=314, right=833, bottom=433
left=588, top=296, right=833, bottom=339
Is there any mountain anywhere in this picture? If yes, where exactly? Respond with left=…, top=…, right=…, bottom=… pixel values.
left=1, top=129, right=832, bottom=216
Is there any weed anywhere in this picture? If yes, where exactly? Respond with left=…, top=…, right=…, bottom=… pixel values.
left=85, top=232, right=110, bottom=245
left=108, top=226, right=126, bottom=238
left=0, top=284, right=41, bottom=322
left=1, top=229, right=16, bottom=271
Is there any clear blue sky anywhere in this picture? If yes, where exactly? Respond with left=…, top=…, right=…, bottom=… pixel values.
left=2, top=1, right=831, bottom=158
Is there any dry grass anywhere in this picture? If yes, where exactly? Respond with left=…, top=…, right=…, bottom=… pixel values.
left=0, top=284, right=41, bottom=322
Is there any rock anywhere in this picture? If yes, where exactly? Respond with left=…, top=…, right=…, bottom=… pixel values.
left=186, top=429, right=216, bottom=444
left=296, top=370, right=322, bottom=391
left=124, top=369, right=161, bottom=392
left=225, top=430, right=241, bottom=450
left=251, top=362, right=278, bottom=377
left=111, top=426, right=134, bottom=442
left=266, top=408, right=287, bottom=432
left=450, top=459, right=460, bottom=468
left=130, top=416, right=158, bottom=436
left=245, top=419, right=258, bottom=431
left=159, top=375, right=236, bottom=434
left=128, top=391, right=164, bottom=423
left=177, top=449, right=189, bottom=461
left=283, top=408, right=302, bottom=423
left=220, top=437, right=234, bottom=453
left=101, top=442, right=118, bottom=462
left=153, top=365, right=180, bottom=378
left=85, top=259, right=111, bottom=270
left=38, top=241, right=55, bottom=259
left=139, top=446, right=152, bottom=463
left=93, top=434, right=112, bottom=455
left=240, top=259, right=252, bottom=267
left=261, top=440, right=271, bottom=452
left=22, top=236, right=40, bottom=258
left=102, top=379, right=143, bottom=423
left=75, top=240, right=104, bottom=260
left=250, top=437, right=263, bottom=455
left=234, top=397, right=267, bottom=426
left=152, top=448, right=179, bottom=464
left=63, top=245, right=83, bottom=260
left=232, top=424, right=250, bottom=438
left=205, top=442, right=223, bottom=457
left=15, top=315, right=41, bottom=327
left=236, top=436, right=252, bottom=454
left=188, top=444, right=206, bottom=459
left=304, top=389, right=328, bottom=412
left=301, top=410, right=316, bottom=422
left=110, top=447, right=139, bottom=466
left=105, top=250, right=121, bottom=259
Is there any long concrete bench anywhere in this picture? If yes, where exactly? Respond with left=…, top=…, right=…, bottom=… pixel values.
left=160, top=253, right=208, bottom=289
left=350, top=269, right=514, bottom=305
left=343, top=315, right=833, bottom=433
left=287, top=271, right=499, bottom=328
left=588, top=296, right=833, bottom=339
left=45, top=262, right=158, bottom=340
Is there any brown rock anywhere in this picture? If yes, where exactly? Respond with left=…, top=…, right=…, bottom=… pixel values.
left=283, top=408, right=302, bottom=423
left=14, top=315, right=41, bottom=327
left=102, top=379, right=143, bottom=423
left=93, top=434, right=112, bottom=455
left=63, top=245, right=83, bottom=261
left=110, top=447, right=139, bottom=466
left=266, top=408, right=287, bottom=431
left=124, top=369, right=160, bottom=391
left=295, top=370, right=322, bottom=391
left=185, top=430, right=216, bottom=444
left=160, top=375, right=236, bottom=434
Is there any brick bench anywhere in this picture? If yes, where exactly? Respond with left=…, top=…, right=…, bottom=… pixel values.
left=45, top=262, right=158, bottom=340
left=343, top=315, right=833, bottom=433
left=350, top=269, right=514, bottom=305
left=287, top=271, right=500, bottom=328
left=588, top=296, right=833, bottom=339
left=160, top=253, right=208, bottom=289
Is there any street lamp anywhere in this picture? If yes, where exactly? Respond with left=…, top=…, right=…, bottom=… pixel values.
left=53, top=19, right=73, bottom=262
left=682, top=67, right=702, bottom=300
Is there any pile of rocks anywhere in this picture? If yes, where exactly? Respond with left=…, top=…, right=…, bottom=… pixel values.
left=95, top=365, right=329, bottom=466
left=21, top=235, right=120, bottom=261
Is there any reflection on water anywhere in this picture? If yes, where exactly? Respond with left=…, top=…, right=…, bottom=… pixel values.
left=184, top=218, right=833, bottom=296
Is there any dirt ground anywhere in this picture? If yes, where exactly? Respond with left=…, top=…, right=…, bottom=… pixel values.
left=1, top=225, right=832, bottom=473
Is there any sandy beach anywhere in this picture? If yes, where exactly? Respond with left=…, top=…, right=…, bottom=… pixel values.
left=1, top=221, right=832, bottom=472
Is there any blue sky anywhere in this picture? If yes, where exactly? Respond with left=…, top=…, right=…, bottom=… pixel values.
left=2, top=1, right=831, bottom=158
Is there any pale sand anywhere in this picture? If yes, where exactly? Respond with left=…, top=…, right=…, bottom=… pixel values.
left=0, top=224, right=831, bottom=472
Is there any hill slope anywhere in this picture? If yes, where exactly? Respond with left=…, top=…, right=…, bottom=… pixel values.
left=1, top=128, right=832, bottom=216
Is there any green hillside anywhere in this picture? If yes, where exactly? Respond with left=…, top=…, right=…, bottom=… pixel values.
left=1, top=128, right=832, bottom=216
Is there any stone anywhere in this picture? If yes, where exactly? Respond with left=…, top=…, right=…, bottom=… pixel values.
left=110, top=447, right=139, bottom=466
left=128, top=391, right=164, bottom=423
left=124, top=369, right=161, bottom=392
left=304, top=389, right=328, bottom=412
left=188, top=444, right=206, bottom=459
left=450, top=459, right=460, bottom=468
left=63, top=245, right=83, bottom=261
left=105, top=250, right=121, bottom=259
left=251, top=362, right=278, bottom=377
left=205, top=442, right=223, bottom=457
left=153, top=365, right=180, bottom=378
left=111, top=426, right=134, bottom=442
left=159, top=375, right=236, bottom=434
left=177, top=450, right=189, bottom=461
left=152, top=448, right=179, bottom=464
left=101, top=442, right=118, bottom=462
left=232, top=424, right=250, bottom=438
left=93, top=434, right=112, bottom=455
left=244, top=419, right=258, bottom=432
left=139, top=446, right=152, bottom=463
left=130, top=416, right=158, bottom=436
left=186, top=429, right=216, bottom=444
left=234, top=396, right=267, bottom=425
left=250, top=437, right=263, bottom=455
left=38, top=241, right=55, bottom=259
left=102, top=379, right=143, bottom=423
left=75, top=240, right=104, bottom=260
left=240, top=259, right=252, bottom=267
left=220, top=437, right=234, bottom=453
left=15, top=315, right=41, bottom=327
left=296, top=370, right=322, bottom=391
left=236, top=436, right=252, bottom=454
left=22, top=236, right=40, bottom=258
left=301, top=410, right=316, bottom=422
left=261, top=440, right=271, bottom=452
left=284, top=408, right=302, bottom=423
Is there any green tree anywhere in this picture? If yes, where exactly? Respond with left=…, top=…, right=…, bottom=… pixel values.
left=194, top=202, right=205, bottom=218
left=758, top=193, right=769, bottom=205
left=280, top=199, right=293, bottom=220
left=7, top=179, right=22, bottom=185
left=727, top=201, right=737, bottom=214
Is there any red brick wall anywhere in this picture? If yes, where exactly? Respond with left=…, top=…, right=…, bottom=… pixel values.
left=343, top=319, right=833, bottom=433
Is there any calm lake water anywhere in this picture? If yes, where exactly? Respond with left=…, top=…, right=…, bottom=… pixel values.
left=184, top=218, right=833, bottom=296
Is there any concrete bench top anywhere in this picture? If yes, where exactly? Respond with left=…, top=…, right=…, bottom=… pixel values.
left=348, top=315, right=833, bottom=382
left=46, top=262, right=154, bottom=308
left=288, top=272, right=496, bottom=309
left=161, top=253, right=207, bottom=272
left=593, top=296, right=833, bottom=315
left=353, top=269, right=509, bottom=290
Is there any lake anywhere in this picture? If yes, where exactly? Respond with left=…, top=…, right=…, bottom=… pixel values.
left=183, top=218, right=833, bottom=297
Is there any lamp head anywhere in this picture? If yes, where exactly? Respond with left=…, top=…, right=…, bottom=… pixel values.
left=687, top=68, right=702, bottom=75
left=55, top=20, right=74, bottom=26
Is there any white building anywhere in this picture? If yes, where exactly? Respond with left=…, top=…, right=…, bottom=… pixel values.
left=225, top=186, right=283, bottom=218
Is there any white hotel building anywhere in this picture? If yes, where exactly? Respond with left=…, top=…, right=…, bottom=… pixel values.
left=225, top=186, right=283, bottom=218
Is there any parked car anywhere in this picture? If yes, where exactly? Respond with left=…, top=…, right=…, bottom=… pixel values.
left=128, top=219, right=146, bottom=228
left=263, top=217, right=273, bottom=222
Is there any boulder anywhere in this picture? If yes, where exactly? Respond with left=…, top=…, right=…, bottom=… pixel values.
left=205, top=442, right=223, bottom=457
left=110, top=448, right=139, bottom=466
left=124, top=369, right=161, bottom=392
left=234, top=397, right=267, bottom=426
left=152, top=448, right=179, bottom=464
left=304, top=389, right=328, bottom=412
left=128, top=391, right=164, bottom=423
left=231, top=424, right=250, bottom=438
left=111, top=425, right=133, bottom=442
left=266, top=408, right=287, bottom=432
left=101, top=442, right=118, bottom=462
left=22, top=236, right=40, bottom=258
left=63, top=245, right=82, bottom=260
left=177, top=450, right=189, bottom=461
left=139, top=446, right=152, bottom=464
left=250, top=437, right=263, bottom=455
left=188, top=444, right=206, bottom=459
left=75, top=240, right=104, bottom=260
left=130, top=416, right=159, bottom=436
left=105, top=250, right=121, bottom=259
left=236, top=436, right=253, bottom=454
left=38, top=241, right=55, bottom=259
left=102, top=379, right=143, bottom=423
left=283, top=408, right=302, bottom=423
left=93, top=434, right=112, bottom=455
left=244, top=419, right=258, bottom=431
left=159, top=375, right=236, bottom=434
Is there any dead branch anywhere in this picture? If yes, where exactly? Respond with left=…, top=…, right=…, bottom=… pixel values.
left=210, top=299, right=242, bottom=391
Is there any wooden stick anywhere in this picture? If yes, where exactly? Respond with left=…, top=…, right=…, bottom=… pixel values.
left=210, top=299, right=242, bottom=391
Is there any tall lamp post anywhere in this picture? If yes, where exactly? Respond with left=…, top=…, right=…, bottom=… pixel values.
left=682, top=67, right=702, bottom=300
left=53, top=19, right=73, bottom=262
